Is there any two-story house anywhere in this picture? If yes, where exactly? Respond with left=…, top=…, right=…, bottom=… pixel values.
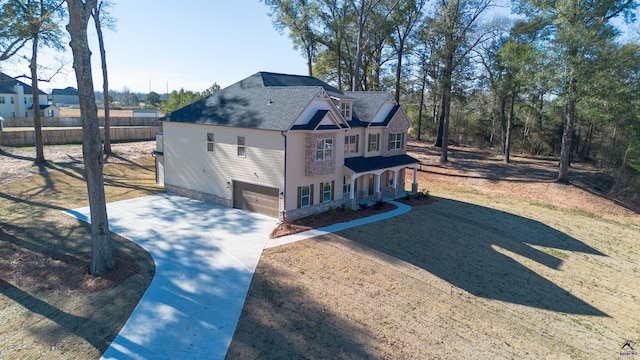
left=0, top=72, right=51, bottom=118
left=155, top=72, right=419, bottom=221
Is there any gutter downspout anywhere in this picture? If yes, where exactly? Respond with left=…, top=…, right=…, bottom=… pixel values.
left=280, top=130, right=287, bottom=222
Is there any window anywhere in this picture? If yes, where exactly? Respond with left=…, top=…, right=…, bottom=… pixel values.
left=320, top=181, right=334, bottom=203
left=0, top=97, right=5, bottom=104
left=344, top=134, right=359, bottom=154
left=206, top=133, right=214, bottom=152
left=343, top=176, right=351, bottom=194
left=388, top=133, right=403, bottom=150
left=10, top=97, right=14, bottom=104
left=368, top=133, right=379, bottom=152
left=315, top=138, right=333, bottom=161
left=237, top=136, right=246, bottom=157
left=340, top=102, right=351, bottom=119
left=298, top=185, right=313, bottom=208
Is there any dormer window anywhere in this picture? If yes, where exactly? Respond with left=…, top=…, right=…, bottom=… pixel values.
left=340, top=101, right=352, bottom=120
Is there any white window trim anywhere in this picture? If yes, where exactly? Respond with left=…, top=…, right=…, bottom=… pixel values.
left=300, top=185, right=311, bottom=207
left=207, top=133, right=214, bottom=152
left=344, top=134, right=358, bottom=154
left=368, top=133, right=379, bottom=152
left=237, top=136, right=246, bottom=157
left=389, top=133, right=403, bottom=150
left=322, top=182, right=332, bottom=202
left=315, top=138, right=333, bottom=161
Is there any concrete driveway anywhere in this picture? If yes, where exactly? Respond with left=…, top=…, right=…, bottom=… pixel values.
left=66, top=193, right=278, bottom=360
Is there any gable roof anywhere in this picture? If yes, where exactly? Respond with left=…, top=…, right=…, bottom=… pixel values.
left=162, top=72, right=400, bottom=132
left=0, top=72, right=47, bottom=95
left=51, top=87, right=78, bottom=95
left=163, top=82, right=323, bottom=131
left=344, top=91, right=393, bottom=125
left=369, top=105, right=400, bottom=127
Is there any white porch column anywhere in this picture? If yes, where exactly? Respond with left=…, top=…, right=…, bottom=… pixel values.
left=348, top=176, right=357, bottom=209
left=391, top=170, right=397, bottom=189
left=374, top=173, right=382, bottom=201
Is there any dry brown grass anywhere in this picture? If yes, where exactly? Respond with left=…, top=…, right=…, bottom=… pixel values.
left=228, top=141, right=640, bottom=359
left=0, top=143, right=160, bottom=359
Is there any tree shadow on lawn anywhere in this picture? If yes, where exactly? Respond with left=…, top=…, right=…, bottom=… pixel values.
left=343, top=197, right=608, bottom=316
left=228, top=263, right=377, bottom=359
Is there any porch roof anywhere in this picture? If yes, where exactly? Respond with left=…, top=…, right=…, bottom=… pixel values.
left=344, top=154, right=419, bottom=173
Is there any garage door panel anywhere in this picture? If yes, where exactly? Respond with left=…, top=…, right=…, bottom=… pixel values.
left=233, top=182, right=279, bottom=218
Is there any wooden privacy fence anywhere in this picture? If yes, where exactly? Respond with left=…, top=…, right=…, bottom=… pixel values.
left=0, top=126, right=161, bottom=146
left=2, top=116, right=160, bottom=127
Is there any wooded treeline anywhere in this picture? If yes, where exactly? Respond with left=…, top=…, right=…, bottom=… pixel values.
left=264, top=0, right=640, bottom=191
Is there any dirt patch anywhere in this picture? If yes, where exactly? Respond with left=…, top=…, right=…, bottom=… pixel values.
left=228, top=140, right=640, bottom=359
left=0, top=142, right=158, bottom=358
left=0, top=141, right=156, bottom=186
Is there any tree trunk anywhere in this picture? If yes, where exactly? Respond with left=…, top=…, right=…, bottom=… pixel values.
left=93, top=4, right=111, bottom=155
left=434, top=94, right=446, bottom=147
left=504, top=92, right=516, bottom=164
left=66, top=0, right=114, bottom=276
left=499, top=94, right=507, bottom=155
left=417, top=68, right=427, bottom=141
left=30, top=34, right=46, bottom=165
left=440, top=91, right=450, bottom=163
left=352, top=2, right=365, bottom=91
left=337, top=45, right=343, bottom=91
left=306, top=45, right=313, bottom=77
left=394, top=40, right=404, bottom=103
left=557, top=98, right=576, bottom=183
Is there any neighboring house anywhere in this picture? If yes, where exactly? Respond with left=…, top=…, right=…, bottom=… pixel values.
left=155, top=72, right=419, bottom=220
left=50, top=86, right=79, bottom=106
left=133, top=108, right=159, bottom=117
left=0, top=72, right=48, bottom=118
left=27, top=104, right=60, bottom=118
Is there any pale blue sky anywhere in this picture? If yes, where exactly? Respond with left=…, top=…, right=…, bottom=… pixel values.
left=4, top=0, right=308, bottom=94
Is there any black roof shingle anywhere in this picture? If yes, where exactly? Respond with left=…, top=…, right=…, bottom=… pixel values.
left=344, top=154, right=419, bottom=173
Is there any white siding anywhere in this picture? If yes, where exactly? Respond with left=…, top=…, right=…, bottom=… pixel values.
left=164, top=122, right=285, bottom=200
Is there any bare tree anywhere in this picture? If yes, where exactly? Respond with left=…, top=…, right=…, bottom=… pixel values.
left=66, top=0, right=114, bottom=276
left=429, top=0, right=495, bottom=163
left=91, top=0, right=114, bottom=155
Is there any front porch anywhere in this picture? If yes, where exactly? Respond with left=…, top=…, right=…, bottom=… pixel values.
left=342, top=154, right=419, bottom=210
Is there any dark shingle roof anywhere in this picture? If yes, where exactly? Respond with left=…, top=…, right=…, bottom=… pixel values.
left=163, top=83, right=322, bottom=131
left=344, top=91, right=393, bottom=125
left=162, top=72, right=397, bottom=132
left=291, top=109, right=329, bottom=130
left=0, top=72, right=47, bottom=95
left=344, top=154, right=419, bottom=173
left=370, top=105, right=400, bottom=127
left=51, top=87, right=78, bottom=95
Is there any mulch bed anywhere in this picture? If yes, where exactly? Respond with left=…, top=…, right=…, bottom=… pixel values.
left=270, top=195, right=437, bottom=239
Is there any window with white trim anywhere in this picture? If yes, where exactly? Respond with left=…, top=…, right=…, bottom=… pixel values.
left=237, top=136, right=246, bottom=157
left=315, top=138, right=333, bottom=161
left=388, top=133, right=403, bottom=150
left=0, top=97, right=5, bottom=104
left=299, top=185, right=311, bottom=207
left=368, top=133, right=379, bottom=151
left=206, top=133, right=214, bottom=152
left=340, top=101, right=351, bottom=119
left=344, top=134, right=358, bottom=154
left=343, top=176, right=351, bottom=194
left=322, top=181, right=333, bottom=202
left=10, top=97, right=14, bottom=104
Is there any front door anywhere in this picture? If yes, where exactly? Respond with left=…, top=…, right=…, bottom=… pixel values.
left=368, top=174, right=374, bottom=195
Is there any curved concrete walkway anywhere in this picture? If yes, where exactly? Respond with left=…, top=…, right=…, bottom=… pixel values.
left=65, top=193, right=410, bottom=359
